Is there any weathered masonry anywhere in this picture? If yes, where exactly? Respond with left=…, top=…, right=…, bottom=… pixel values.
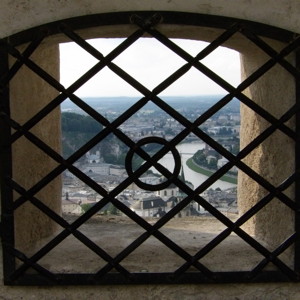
left=0, top=1, right=300, bottom=299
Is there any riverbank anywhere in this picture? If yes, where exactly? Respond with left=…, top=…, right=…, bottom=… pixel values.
left=186, top=158, right=237, bottom=184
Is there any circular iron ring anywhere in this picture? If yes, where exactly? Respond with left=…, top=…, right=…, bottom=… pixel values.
left=125, top=137, right=181, bottom=191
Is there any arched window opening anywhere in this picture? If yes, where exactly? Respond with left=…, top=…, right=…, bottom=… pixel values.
left=0, top=12, right=298, bottom=285
left=58, top=37, right=242, bottom=274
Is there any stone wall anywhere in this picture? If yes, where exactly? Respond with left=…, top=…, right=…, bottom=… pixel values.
left=1, top=0, right=300, bottom=37
left=238, top=44, right=295, bottom=251
left=10, top=42, right=62, bottom=251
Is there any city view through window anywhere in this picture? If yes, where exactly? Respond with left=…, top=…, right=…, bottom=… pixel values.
left=53, top=38, right=245, bottom=273
left=59, top=37, right=241, bottom=216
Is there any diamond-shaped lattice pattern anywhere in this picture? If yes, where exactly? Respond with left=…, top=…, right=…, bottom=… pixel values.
left=0, top=12, right=299, bottom=285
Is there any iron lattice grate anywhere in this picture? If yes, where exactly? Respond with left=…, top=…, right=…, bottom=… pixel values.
left=0, top=12, right=299, bottom=285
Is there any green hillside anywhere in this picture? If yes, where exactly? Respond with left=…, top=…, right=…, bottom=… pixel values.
left=61, top=112, right=102, bottom=158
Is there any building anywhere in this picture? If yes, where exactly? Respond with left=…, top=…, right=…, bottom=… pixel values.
left=131, top=196, right=166, bottom=217
left=62, top=198, right=83, bottom=215
left=156, top=183, right=178, bottom=199
left=86, top=151, right=101, bottom=163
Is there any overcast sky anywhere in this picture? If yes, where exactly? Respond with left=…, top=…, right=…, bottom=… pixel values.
left=59, top=38, right=241, bottom=98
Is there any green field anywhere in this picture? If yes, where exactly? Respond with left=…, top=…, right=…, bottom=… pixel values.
left=186, top=158, right=237, bottom=184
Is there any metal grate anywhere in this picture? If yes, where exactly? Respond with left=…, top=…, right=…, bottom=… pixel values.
left=0, top=11, right=299, bottom=285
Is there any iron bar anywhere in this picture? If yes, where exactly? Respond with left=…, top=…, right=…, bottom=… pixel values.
left=294, top=48, right=300, bottom=276
left=0, top=44, right=15, bottom=283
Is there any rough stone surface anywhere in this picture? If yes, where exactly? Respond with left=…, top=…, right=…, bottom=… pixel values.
left=238, top=45, right=295, bottom=256
left=10, top=43, right=62, bottom=251
left=1, top=215, right=300, bottom=299
left=0, top=0, right=300, bottom=37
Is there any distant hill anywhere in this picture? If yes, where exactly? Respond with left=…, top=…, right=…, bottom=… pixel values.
left=61, top=95, right=240, bottom=114
left=61, top=112, right=102, bottom=158
left=61, top=112, right=129, bottom=165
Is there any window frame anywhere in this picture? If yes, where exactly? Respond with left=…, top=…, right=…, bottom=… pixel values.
left=0, top=11, right=300, bottom=285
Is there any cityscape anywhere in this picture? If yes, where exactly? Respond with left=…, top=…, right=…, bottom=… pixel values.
left=61, top=95, right=240, bottom=219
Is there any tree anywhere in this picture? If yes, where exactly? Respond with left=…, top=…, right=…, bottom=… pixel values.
left=208, top=157, right=217, bottom=169
left=193, top=149, right=207, bottom=167
left=81, top=203, right=93, bottom=213
left=61, top=112, right=102, bottom=133
left=108, top=204, right=119, bottom=215
left=61, top=112, right=103, bottom=158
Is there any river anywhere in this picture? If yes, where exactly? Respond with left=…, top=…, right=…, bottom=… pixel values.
left=153, top=142, right=236, bottom=190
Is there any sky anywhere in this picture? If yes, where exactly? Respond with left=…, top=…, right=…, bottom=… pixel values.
left=59, top=38, right=241, bottom=98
